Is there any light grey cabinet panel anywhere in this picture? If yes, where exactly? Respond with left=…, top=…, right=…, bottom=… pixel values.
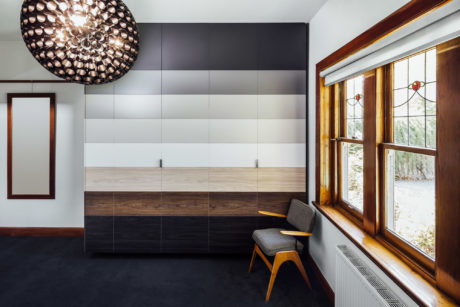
left=162, top=71, right=209, bottom=95
left=258, top=71, right=306, bottom=94
left=162, top=95, right=209, bottom=119
left=114, top=119, right=161, bottom=143
left=258, top=119, right=306, bottom=143
left=258, top=95, right=306, bottom=119
left=209, top=95, right=257, bottom=119
left=85, top=119, right=115, bottom=143
left=85, top=83, right=114, bottom=95
left=209, top=71, right=258, bottom=94
left=114, top=71, right=162, bottom=95
left=114, top=95, right=161, bottom=119
left=162, top=119, right=209, bottom=143
left=209, top=120, right=257, bottom=143
left=86, top=95, right=114, bottom=119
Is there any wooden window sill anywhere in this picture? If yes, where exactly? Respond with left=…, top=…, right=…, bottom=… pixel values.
left=312, top=202, right=456, bottom=307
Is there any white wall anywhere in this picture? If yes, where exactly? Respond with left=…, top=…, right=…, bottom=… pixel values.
left=308, top=0, right=417, bottom=304
left=0, top=42, right=85, bottom=227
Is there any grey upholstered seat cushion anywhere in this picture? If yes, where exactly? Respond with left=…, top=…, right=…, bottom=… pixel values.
left=252, top=228, right=304, bottom=256
left=287, top=199, right=316, bottom=233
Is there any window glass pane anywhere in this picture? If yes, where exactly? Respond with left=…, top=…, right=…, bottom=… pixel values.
left=426, top=116, right=436, bottom=148
left=393, top=49, right=436, bottom=148
left=408, top=52, right=425, bottom=84
left=386, top=150, right=435, bottom=259
left=354, top=119, right=363, bottom=140
left=341, top=143, right=363, bottom=212
left=426, top=49, right=436, bottom=83
left=393, top=59, right=408, bottom=89
left=394, top=117, right=408, bottom=145
left=408, top=88, right=425, bottom=117
left=393, top=89, right=408, bottom=117
left=426, top=83, right=436, bottom=108
left=345, top=75, right=364, bottom=139
left=409, top=116, right=425, bottom=147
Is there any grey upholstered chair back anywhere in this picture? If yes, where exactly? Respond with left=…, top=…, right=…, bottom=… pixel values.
left=286, top=199, right=316, bottom=233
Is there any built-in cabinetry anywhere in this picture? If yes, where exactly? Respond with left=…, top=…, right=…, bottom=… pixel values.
left=84, top=23, right=307, bottom=253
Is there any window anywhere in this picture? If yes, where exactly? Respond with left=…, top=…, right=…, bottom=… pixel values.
left=383, top=49, right=437, bottom=264
left=338, top=75, right=364, bottom=216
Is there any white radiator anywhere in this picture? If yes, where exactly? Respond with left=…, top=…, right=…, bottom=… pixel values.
left=335, top=245, right=407, bottom=307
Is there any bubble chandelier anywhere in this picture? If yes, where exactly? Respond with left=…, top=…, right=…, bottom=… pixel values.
left=20, top=0, right=139, bottom=85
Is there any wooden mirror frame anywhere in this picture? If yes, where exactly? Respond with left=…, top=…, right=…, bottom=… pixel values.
left=7, top=93, right=56, bottom=199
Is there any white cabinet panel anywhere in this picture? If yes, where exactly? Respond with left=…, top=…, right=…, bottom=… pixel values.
left=258, top=143, right=306, bottom=167
left=209, top=144, right=257, bottom=167
left=85, top=143, right=116, bottom=167
left=162, top=119, right=208, bottom=143
left=209, top=95, right=257, bottom=119
left=113, top=144, right=162, bottom=167
left=209, top=119, right=257, bottom=143
left=114, top=71, right=162, bottom=94
left=162, top=95, right=209, bottom=119
left=258, top=119, right=306, bottom=143
left=85, top=95, right=114, bottom=119
left=85, top=119, right=115, bottom=143
left=258, top=95, right=306, bottom=119
left=162, top=143, right=209, bottom=167
left=114, top=119, right=161, bottom=143
left=114, top=95, right=161, bottom=119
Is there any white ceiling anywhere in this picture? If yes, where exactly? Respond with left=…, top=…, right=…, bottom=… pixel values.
left=0, top=0, right=326, bottom=41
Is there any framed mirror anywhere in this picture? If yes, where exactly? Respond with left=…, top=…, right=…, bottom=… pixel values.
left=7, top=93, right=56, bottom=199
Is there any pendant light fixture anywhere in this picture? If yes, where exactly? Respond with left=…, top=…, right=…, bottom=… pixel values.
left=20, top=0, right=139, bottom=85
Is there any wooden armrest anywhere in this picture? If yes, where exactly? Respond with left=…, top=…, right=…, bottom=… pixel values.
left=257, top=211, right=287, bottom=218
left=280, top=230, right=312, bottom=237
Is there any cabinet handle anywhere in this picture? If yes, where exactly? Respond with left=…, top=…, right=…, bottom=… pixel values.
left=255, top=159, right=259, bottom=168
left=160, top=159, right=163, bottom=168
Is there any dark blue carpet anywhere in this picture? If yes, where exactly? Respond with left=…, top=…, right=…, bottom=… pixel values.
left=0, top=237, right=331, bottom=307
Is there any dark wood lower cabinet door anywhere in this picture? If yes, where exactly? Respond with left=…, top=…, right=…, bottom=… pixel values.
left=85, top=216, right=114, bottom=253
left=162, top=216, right=209, bottom=253
left=114, top=216, right=161, bottom=253
left=209, top=217, right=257, bottom=254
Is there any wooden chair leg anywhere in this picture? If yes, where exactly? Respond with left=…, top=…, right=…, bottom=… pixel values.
left=265, top=251, right=312, bottom=302
left=290, top=251, right=312, bottom=290
left=265, top=252, right=286, bottom=302
left=248, top=244, right=258, bottom=273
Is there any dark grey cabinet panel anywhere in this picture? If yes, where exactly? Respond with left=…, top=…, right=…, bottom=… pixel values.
left=162, top=24, right=209, bottom=70
left=132, top=24, right=162, bottom=70
left=258, top=23, right=307, bottom=70
left=85, top=216, right=113, bottom=253
left=209, top=217, right=256, bottom=254
left=209, top=24, right=258, bottom=70
left=114, top=216, right=161, bottom=253
left=162, top=216, right=209, bottom=253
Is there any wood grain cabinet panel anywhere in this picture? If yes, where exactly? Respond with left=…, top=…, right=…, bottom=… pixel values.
left=257, top=192, right=307, bottom=214
left=209, top=192, right=258, bottom=216
left=258, top=168, right=306, bottom=192
left=161, top=168, right=209, bottom=192
left=161, top=192, right=209, bottom=216
left=114, top=192, right=162, bottom=216
left=209, top=168, right=257, bottom=192
left=85, top=192, right=113, bottom=216
left=85, top=167, right=162, bottom=192
left=114, top=216, right=161, bottom=253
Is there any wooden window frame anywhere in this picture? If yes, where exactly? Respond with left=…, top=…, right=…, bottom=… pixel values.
left=378, top=58, right=437, bottom=274
left=335, top=79, right=365, bottom=224
left=314, top=0, right=460, bottom=305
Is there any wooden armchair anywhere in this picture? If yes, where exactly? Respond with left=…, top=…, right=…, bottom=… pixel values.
left=248, top=199, right=316, bottom=302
